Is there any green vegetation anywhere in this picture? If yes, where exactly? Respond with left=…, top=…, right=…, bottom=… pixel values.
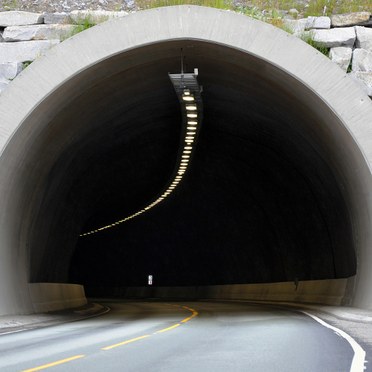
left=233, top=0, right=371, bottom=16
left=21, top=61, right=33, bottom=70
left=69, top=17, right=97, bottom=36
left=3, top=0, right=371, bottom=64
left=60, top=16, right=101, bottom=41
left=300, top=32, right=330, bottom=56
left=1, top=0, right=19, bottom=11
left=134, top=0, right=371, bottom=58
left=0, top=0, right=371, bottom=14
left=304, top=0, right=371, bottom=17
left=136, top=0, right=371, bottom=28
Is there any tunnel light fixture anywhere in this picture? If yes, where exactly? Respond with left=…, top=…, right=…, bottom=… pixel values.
left=187, top=113, right=198, bottom=118
left=185, top=104, right=197, bottom=111
left=80, top=65, right=202, bottom=237
left=182, top=90, right=195, bottom=102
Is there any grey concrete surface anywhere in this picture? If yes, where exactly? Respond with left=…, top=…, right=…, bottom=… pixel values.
left=29, top=283, right=87, bottom=312
left=0, top=301, right=369, bottom=371
left=97, top=280, right=349, bottom=305
left=0, top=6, right=372, bottom=315
left=0, top=302, right=108, bottom=335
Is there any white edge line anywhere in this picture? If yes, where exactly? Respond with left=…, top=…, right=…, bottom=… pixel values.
left=301, top=311, right=366, bottom=372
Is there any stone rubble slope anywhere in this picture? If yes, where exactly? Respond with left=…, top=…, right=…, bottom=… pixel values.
left=329, top=47, right=353, bottom=72
left=0, top=39, right=60, bottom=64
left=311, top=27, right=356, bottom=48
left=3, top=24, right=77, bottom=41
left=286, top=11, right=372, bottom=96
left=356, top=26, right=372, bottom=51
left=331, top=11, right=371, bottom=27
left=69, top=9, right=128, bottom=23
left=0, top=11, right=43, bottom=26
left=0, top=9, right=371, bottom=97
left=352, top=48, right=372, bottom=72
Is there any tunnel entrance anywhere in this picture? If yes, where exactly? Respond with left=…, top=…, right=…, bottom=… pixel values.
left=2, top=6, right=372, bottom=314
left=22, top=40, right=355, bottom=290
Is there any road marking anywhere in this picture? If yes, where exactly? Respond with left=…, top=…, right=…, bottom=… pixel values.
left=302, top=311, right=366, bottom=372
left=181, top=306, right=198, bottom=323
left=102, top=334, right=151, bottom=350
left=22, top=355, right=85, bottom=372
left=101, top=304, right=198, bottom=350
left=156, top=323, right=181, bottom=333
left=23, top=304, right=198, bottom=371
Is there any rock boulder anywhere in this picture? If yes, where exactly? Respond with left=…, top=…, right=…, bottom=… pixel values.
left=0, top=77, right=10, bottom=95
left=3, top=24, right=77, bottom=42
left=43, top=13, right=72, bottom=24
left=331, top=12, right=371, bottom=27
left=329, top=47, right=352, bottom=71
left=355, top=26, right=372, bottom=52
left=0, top=62, right=23, bottom=79
left=283, top=18, right=308, bottom=35
left=0, top=11, right=43, bottom=27
left=306, top=16, right=331, bottom=30
left=352, top=48, right=372, bottom=72
left=69, top=10, right=128, bottom=24
left=311, top=27, right=356, bottom=48
left=0, top=40, right=60, bottom=63
left=350, top=71, right=372, bottom=97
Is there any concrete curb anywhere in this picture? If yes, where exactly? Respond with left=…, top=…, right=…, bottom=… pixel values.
left=281, top=302, right=372, bottom=323
left=209, top=299, right=372, bottom=323
left=0, top=302, right=110, bottom=335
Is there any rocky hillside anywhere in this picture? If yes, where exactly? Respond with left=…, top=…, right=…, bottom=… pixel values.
left=0, top=0, right=135, bottom=13
left=0, top=4, right=372, bottom=97
left=0, top=0, right=370, bottom=16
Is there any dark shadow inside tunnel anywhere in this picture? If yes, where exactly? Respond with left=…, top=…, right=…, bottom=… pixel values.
left=25, top=40, right=356, bottom=292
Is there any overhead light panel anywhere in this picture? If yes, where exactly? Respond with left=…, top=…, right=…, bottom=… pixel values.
left=80, top=62, right=202, bottom=237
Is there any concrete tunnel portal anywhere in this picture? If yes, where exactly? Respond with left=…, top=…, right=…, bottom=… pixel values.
left=1, top=6, right=372, bottom=314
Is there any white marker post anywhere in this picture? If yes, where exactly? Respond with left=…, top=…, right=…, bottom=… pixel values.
left=148, top=275, right=153, bottom=286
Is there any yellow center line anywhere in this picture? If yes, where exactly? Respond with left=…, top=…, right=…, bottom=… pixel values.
left=23, top=305, right=199, bottom=371
left=181, top=306, right=199, bottom=323
left=181, top=311, right=198, bottom=323
left=22, top=355, right=85, bottom=372
left=155, top=323, right=181, bottom=334
left=102, top=334, right=151, bottom=350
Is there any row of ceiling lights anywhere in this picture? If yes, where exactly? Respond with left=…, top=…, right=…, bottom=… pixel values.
left=79, top=85, right=201, bottom=237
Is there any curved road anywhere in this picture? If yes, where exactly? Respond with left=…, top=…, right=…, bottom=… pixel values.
left=0, top=301, right=366, bottom=371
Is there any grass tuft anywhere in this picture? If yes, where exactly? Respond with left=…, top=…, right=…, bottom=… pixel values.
left=300, top=32, right=330, bottom=56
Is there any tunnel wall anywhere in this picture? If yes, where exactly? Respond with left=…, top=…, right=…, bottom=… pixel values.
left=0, top=6, right=372, bottom=314
left=29, top=283, right=87, bottom=313
left=94, top=279, right=348, bottom=306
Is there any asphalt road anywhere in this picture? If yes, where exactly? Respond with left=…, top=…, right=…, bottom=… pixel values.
left=0, top=301, right=367, bottom=372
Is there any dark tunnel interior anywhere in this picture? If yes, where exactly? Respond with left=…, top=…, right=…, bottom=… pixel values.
left=26, top=40, right=356, bottom=294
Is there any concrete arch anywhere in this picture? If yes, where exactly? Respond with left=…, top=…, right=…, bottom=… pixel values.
left=0, top=5, right=372, bottom=314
